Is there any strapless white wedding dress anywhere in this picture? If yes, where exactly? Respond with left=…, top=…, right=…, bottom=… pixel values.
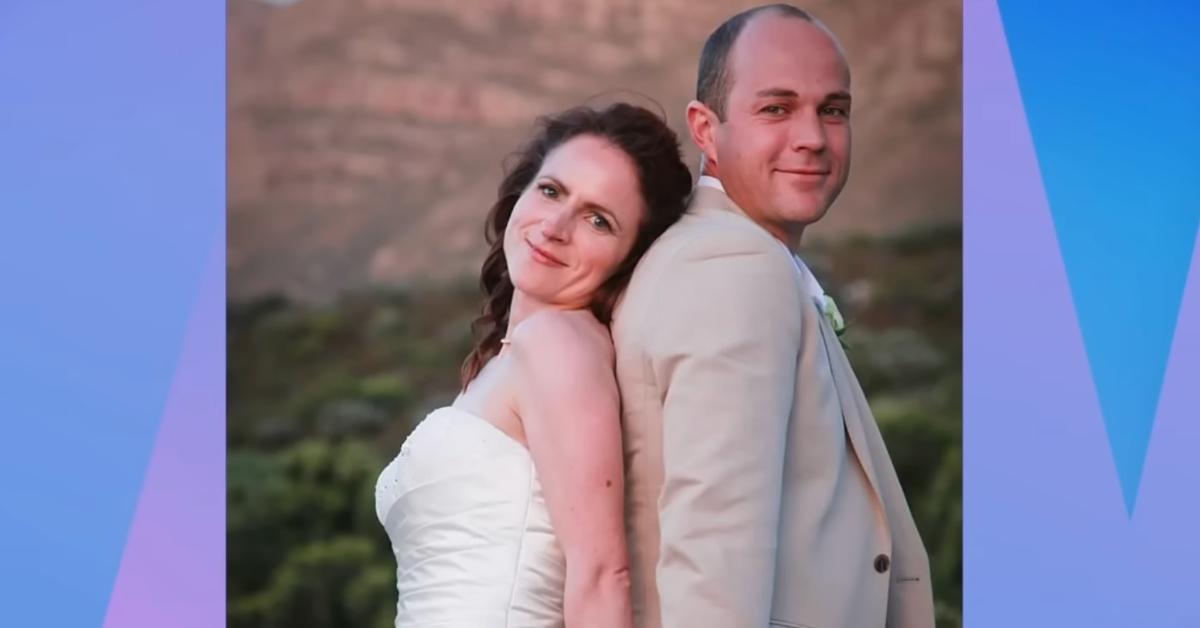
left=375, top=406, right=566, bottom=627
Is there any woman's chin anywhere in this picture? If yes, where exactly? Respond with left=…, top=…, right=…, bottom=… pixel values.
left=513, top=286, right=594, bottom=313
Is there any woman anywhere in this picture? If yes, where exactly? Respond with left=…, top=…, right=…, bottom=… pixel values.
left=374, top=102, right=692, bottom=627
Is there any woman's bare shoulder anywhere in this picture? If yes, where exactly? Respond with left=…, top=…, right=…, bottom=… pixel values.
left=508, top=309, right=614, bottom=363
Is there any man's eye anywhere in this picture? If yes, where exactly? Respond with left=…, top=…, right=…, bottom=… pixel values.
left=821, top=106, right=849, bottom=119
left=760, top=104, right=788, bottom=115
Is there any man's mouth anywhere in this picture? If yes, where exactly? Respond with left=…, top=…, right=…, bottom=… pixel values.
left=777, top=168, right=830, bottom=176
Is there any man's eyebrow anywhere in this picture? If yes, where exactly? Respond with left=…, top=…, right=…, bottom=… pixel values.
left=754, top=87, right=799, bottom=99
left=753, top=88, right=853, bottom=103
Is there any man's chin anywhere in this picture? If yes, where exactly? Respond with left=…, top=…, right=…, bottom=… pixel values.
left=776, top=198, right=831, bottom=226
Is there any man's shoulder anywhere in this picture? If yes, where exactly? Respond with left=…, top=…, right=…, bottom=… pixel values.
left=613, top=205, right=801, bottom=333
left=638, top=205, right=787, bottom=273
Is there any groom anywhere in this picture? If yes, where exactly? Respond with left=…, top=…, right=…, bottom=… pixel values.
left=611, top=5, right=935, bottom=628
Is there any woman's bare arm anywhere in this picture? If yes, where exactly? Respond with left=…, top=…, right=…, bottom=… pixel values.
left=510, top=310, right=632, bottom=628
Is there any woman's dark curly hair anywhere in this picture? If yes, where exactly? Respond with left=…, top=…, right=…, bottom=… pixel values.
left=460, top=102, right=693, bottom=387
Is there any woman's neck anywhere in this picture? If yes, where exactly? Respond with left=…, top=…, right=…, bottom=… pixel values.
left=505, top=290, right=579, bottom=340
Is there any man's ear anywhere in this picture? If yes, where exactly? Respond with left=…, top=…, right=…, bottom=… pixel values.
left=686, top=100, right=720, bottom=175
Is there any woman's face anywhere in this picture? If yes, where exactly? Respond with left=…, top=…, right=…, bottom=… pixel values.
left=503, top=134, right=647, bottom=310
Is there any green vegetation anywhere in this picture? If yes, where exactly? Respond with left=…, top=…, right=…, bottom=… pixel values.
left=228, top=224, right=962, bottom=627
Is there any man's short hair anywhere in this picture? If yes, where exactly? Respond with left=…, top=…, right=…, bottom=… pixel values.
left=695, top=4, right=815, bottom=120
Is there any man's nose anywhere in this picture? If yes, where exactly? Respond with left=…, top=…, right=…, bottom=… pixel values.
left=789, top=108, right=828, bottom=153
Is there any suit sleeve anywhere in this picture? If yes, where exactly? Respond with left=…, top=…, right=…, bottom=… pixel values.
left=644, top=239, right=804, bottom=628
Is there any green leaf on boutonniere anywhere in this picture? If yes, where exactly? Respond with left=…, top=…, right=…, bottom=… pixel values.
left=821, top=294, right=849, bottom=350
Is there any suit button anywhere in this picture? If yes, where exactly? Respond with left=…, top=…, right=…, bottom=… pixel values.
left=874, top=554, right=890, bottom=573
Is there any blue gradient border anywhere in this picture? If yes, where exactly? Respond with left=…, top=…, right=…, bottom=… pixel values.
left=0, top=2, right=224, bottom=626
left=966, top=0, right=1200, bottom=625
left=3, top=0, right=1199, bottom=626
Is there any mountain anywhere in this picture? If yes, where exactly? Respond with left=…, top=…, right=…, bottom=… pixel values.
left=228, top=0, right=961, bottom=301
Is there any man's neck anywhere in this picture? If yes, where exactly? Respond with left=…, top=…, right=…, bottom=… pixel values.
left=696, top=174, right=806, bottom=249
left=773, top=222, right=806, bottom=251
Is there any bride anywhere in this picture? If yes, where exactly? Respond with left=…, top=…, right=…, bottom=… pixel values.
left=375, top=102, right=692, bottom=627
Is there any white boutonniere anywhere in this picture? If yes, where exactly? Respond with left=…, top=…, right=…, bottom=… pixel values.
left=820, top=294, right=846, bottom=336
left=789, top=248, right=847, bottom=347
left=819, top=294, right=849, bottom=350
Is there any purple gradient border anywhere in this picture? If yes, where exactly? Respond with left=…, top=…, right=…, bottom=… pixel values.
left=5, top=0, right=1198, bottom=625
left=966, top=1, right=1200, bottom=625
left=102, top=244, right=225, bottom=627
left=0, top=1, right=224, bottom=626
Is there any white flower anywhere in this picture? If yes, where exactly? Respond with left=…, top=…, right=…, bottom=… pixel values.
left=821, top=294, right=846, bottom=336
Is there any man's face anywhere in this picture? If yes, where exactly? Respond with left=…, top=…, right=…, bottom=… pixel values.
left=707, top=14, right=852, bottom=242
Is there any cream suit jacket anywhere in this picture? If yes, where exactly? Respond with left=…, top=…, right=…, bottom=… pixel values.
left=611, top=186, right=935, bottom=628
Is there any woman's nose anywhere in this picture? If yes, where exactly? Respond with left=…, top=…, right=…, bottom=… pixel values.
left=539, top=207, right=572, bottom=242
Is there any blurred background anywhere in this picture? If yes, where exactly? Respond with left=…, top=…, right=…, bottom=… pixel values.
left=227, top=0, right=961, bottom=626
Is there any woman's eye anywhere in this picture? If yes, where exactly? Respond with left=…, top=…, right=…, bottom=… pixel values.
left=588, top=213, right=613, bottom=232
left=538, top=184, right=559, bottom=199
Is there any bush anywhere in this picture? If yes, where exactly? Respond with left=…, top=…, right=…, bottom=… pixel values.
left=228, top=225, right=963, bottom=626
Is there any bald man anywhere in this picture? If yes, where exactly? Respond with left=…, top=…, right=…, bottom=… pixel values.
left=612, top=5, right=936, bottom=627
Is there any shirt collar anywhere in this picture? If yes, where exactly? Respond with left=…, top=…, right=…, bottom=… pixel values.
left=697, top=175, right=725, bottom=193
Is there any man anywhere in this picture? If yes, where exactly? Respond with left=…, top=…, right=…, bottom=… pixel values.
left=611, top=5, right=936, bottom=628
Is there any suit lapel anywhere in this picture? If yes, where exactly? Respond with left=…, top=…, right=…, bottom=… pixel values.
left=813, top=294, right=888, bottom=516
left=690, top=184, right=889, bottom=515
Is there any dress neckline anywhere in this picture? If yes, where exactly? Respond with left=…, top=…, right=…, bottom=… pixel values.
left=436, top=405, right=530, bottom=455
